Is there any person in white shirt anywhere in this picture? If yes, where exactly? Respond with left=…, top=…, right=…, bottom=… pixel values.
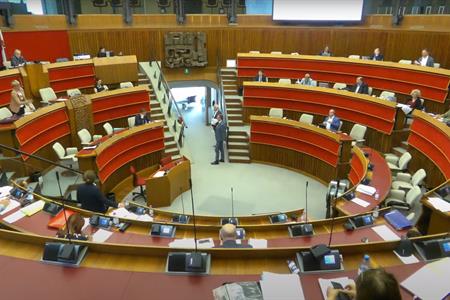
left=414, top=49, right=435, bottom=67
left=322, top=109, right=341, bottom=132
left=297, top=73, right=315, bottom=86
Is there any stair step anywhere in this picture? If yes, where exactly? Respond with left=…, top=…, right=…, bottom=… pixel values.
left=224, top=95, right=242, bottom=100
left=229, top=121, right=244, bottom=127
left=227, top=107, right=243, bottom=112
left=221, top=68, right=237, bottom=72
left=171, top=154, right=183, bottom=160
left=228, top=141, right=249, bottom=150
left=226, top=102, right=242, bottom=108
left=228, top=131, right=248, bottom=137
left=164, top=125, right=170, bottom=132
left=165, top=141, right=177, bottom=149
left=228, top=135, right=248, bottom=142
left=226, top=99, right=242, bottom=105
left=228, top=148, right=249, bottom=156
left=401, top=141, right=409, bottom=148
left=227, top=114, right=242, bottom=120
left=165, top=147, right=180, bottom=156
left=229, top=156, right=251, bottom=163
left=152, top=107, right=163, bottom=114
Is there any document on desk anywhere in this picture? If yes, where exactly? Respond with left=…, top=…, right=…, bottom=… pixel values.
left=0, top=186, right=13, bottom=198
left=260, top=272, right=305, bottom=300
left=351, top=197, right=370, bottom=207
left=0, top=199, right=20, bottom=215
left=371, top=225, right=400, bottom=241
left=109, top=207, right=131, bottom=218
left=169, top=238, right=195, bottom=249
left=248, top=239, right=267, bottom=249
left=20, top=200, right=45, bottom=216
left=153, top=171, right=165, bottom=178
left=401, top=258, right=450, bottom=300
left=3, top=210, right=26, bottom=223
left=397, top=103, right=412, bottom=115
left=356, top=184, right=376, bottom=196
left=427, top=197, right=450, bottom=213
left=82, top=146, right=97, bottom=150
left=393, top=251, right=419, bottom=265
left=318, top=277, right=355, bottom=300
left=92, top=229, right=113, bottom=243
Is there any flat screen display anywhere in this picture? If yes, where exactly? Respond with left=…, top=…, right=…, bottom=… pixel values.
left=324, top=254, right=336, bottom=265
left=272, top=0, right=364, bottom=22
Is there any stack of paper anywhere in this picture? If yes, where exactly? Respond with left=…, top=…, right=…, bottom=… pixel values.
left=0, top=199, right=20, bottom=215
left=0, top=186, right=13, bottom=198
left=371, top=225, right=400, bottom=241
left=248, top=238, right=267, bottom=249
left=153, top=171, right=165, bottom=178
left=318, top=277, right=355, bottom=300
left=3, top=210, right=25, bottom=223
left=393, top=251, right=419, bottom=264
left=427, top=197, right=450, bottom=213
left=401, top=258, right=450, bottom=300
left=168, top=238, right=215, bottom=249
left=351, top=197, right=370, bottom=207
left=109, top=207, right=130, bottom=218
left=92, top=229, right=113, bottom=243
left=20, top=200, right=45, bottom=216
left=356, top=184, right=376, bottom=196
left=108, top=207, right=153, bottom=222
left=260, top=272, right=305, bottom=300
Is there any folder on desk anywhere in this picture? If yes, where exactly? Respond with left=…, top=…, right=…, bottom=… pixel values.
left=384, top=209, right=412, bottom=230
left=20, top=200, right=45, bottom=216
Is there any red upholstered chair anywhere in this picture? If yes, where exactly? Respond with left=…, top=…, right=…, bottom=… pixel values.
left=130, top=166, right=146, bottom=201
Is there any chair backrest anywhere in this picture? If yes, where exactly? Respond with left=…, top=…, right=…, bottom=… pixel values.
left=52, top=142, right=66, bottom=160
left=398, top=59, right=412, bottom=64
left=67, top=89, right=81, bottom=97
left=271, top=51, right=282, bottom=55
left=77, top=129, right=92, bottom=144
left=39, top=87, right=57, bottom=103
left=405, top=186, right=422, bottom=207
left=433, top=63, right=440, bottom=68
left=120, top=82, right=133, bottom=88
left=249, top=51, right=260, bottom=54
left=411, top=169, right=426, bottom=186
left=310, top=80, right=318, bottom=87
left=278, top=78, right=291, bottom=84
left=299, top=113, right=313, bottom=125
left=337, top=121, right=344, bottom=131
left=333, top=83, right=347, bottom=90
left=368, top=87, right=373, bottom=96
left=128, top=116, right=135, bottom=128
left=0, top=107, right=12, bottom=119
left=56, top=58, right=69, bottom=62
left=348, top=55, right=360, bottom=59
left=269, top=108, right=283, bottom=118
left=290, top=52, right=300, bottom=55
left=398, top=152, right=412, bottom=169
left=103, top=122, right=113, bottom=135
left=379, top=91, right=396, bottom=101
left=349, top=124, right=367, bottom=140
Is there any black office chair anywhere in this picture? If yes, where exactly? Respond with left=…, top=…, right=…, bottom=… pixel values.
left=110, top=0, right=122, bottom=7
left=207, top=0, right=218, bottom=7
left=92, top=0, right=107, bottom=7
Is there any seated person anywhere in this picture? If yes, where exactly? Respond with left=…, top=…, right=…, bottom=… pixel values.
left=349, top=77, right=369, bottom=94
left=414, top=48, right=435, bottom=67
left=10, top=80, right=34, bottom=116
left=215, top=223, right=252, bottom=248
left=407, top=89, right=424, bottom=112
left=254, top=70, right=268, bottom=82
left=296, top=73, right=315, bottom=86
left=97, top=47, right=107, bottom=57
left=322, top=109, right=341, bottom=132
left=437, top=105, right=450, bottom=123
left=320, top=46, right=332, bottom=56
left=94, top=78, right=109, bottom=93
left=11, top=49, right=26, bottom=67
left=77, top=170, right=122, bottom=213
left=327, top=268, right=401, bottom=300
left=56, top=213, right=89, bottom=241
left=135, top=108, right=151, bottom=125
left=369, top=48, right=384, bottom=61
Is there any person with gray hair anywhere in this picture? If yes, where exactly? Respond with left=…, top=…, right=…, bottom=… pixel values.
left=216, top=223, right=252, bottom=248
left=11, top=49, right=26, bottom=67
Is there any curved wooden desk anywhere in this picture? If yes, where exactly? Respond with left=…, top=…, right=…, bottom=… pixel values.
left=348, top=147, right=369, bottom=187
left=77, top=122, right=165, bottom=192
left=407, top=110, right=450, bottom=188
left=243, top=82, right=403, bottom=152
left=93, top=55, right=138, bottom=84
left=89, top=86, right=151, bottom=131
left=237, top=53, right=450, bottom=106
left=42, top=59, right=96, bottom=94
left=250, top=115, right=352, bottom=183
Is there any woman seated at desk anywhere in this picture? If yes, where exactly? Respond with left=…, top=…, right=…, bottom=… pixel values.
left=77, top=170, right=122, bottom=213
left=94, top=78, right=109, bottom=93
left=9, top=80, right=35, bottom=116
left=406, top=89, right=425, bottom=114
left=56, top=213, right=89, bottom=241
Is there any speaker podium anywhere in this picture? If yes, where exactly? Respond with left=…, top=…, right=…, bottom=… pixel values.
left=146, top=157, right=191, bottom=208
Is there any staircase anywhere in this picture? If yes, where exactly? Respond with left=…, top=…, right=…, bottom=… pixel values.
left=228, top=131, right=250, bottom=163
left=139, top=71, right=181, bottom=160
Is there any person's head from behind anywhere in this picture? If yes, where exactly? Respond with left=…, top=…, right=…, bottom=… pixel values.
left=67, top=213, right=85, bottom=235
left=355, top=269, right=401, bottom=300
left=220, top=223, right=237, bottom=242
left=411, top=89, right=421, bottom=99
left=421, top=48, right=429, bottom=57
left=83, top=170, right=96, bottom=185
left=14, top=49, right=21, bottom=58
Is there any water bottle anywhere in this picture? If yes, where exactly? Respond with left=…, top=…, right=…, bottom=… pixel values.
left=287, top=260, right=300, bottom=274
left=373, top=206, right=379, bottom=219
left=358, top=254, right=370, bottom=275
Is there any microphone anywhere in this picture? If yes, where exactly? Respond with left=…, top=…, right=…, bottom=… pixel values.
left=289, top=181, right=313, bottom=237
left=221, top=187, right=238, bottom=226
left=172, top=187, right=189, bottom=224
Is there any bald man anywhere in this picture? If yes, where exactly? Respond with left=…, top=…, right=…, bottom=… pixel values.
left=11, top=49, right=26, bottom=67
left=215, top=224, right=252, bottom=248
left=349, top=77, right=369, bottom=94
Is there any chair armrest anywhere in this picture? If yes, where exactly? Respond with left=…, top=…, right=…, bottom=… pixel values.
left=388, top=189, right=406, bottom=200
left=385, top=156, right=399, bottom=164
left=394, top=172, right=412, bottom=182
left=66, top=147, right=78, bottom=155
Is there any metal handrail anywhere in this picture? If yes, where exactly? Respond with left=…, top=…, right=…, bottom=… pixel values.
left=153, top=61, right=187, bottom=127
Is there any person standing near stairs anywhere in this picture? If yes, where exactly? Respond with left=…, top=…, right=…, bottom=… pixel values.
left=211, top=114, right=227, bottom=165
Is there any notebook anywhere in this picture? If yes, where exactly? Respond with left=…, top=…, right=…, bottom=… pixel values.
left=384, top=209, right=412, bottom=230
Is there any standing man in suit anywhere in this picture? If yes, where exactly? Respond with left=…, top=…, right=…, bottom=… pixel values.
left=414, top=49, right=435, bottom=67
left=134, top=108, right=151, bottom=126
left=216, top=224, right=253, bottom=248
left=369, top=48, right=384, bottom=61
left=254, top=70, right=268, bottom=82
left=211, top=114, right=227, bottom=165
left=322, top=109, right=341, bottom=132
left=350, top=77, right=369, bottom=95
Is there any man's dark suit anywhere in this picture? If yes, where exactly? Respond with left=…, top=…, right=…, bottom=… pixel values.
left=135, top=114, right=151, bottom=126
left=214, top=121, right=227, bottom=162
left=77, top=183, right=118, bottom=213
left=254, top=75, right=267, bottom=82
left=416, top=56, right=435, bottom=67
left=11, top=55, right=26, bottom=67
left=369, top=54, right=384, bottom=61
left=350, top=83, right=369, bottom=95
left=215, top=240, right=253, bottom=248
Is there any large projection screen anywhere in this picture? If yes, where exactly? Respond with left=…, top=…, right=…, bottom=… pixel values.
left=273, top=0, right=364, bottom=22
